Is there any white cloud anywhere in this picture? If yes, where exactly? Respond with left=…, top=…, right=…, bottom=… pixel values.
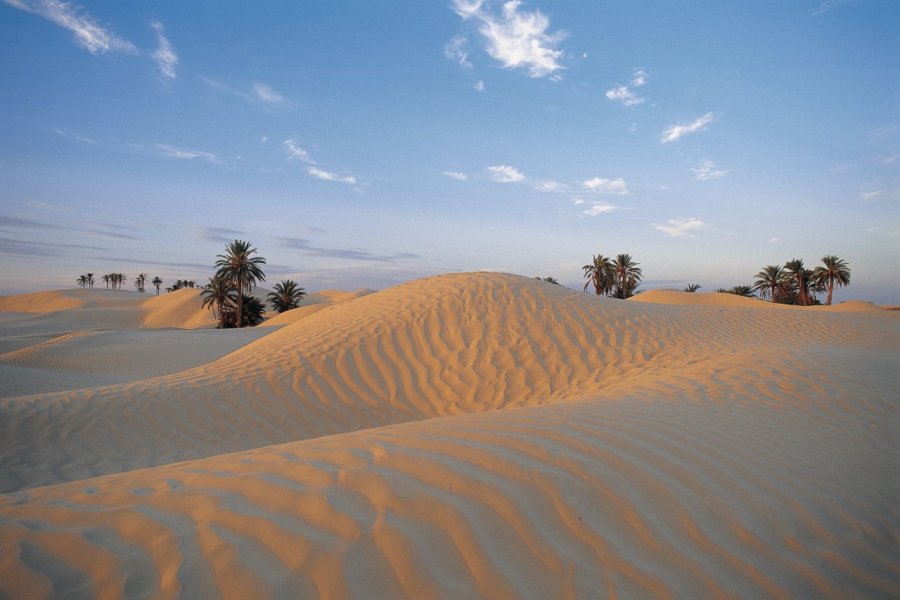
left=5, top=0, right=137, bottom=54
left=768, top=237, right=780, bottom=243
left=451, top=0, right=566, bottom=78
left=474, top=79, right=485, bottom=92
left=487, top=164, right=525, bottom=183
left=571, top=198, right=585, bottom=205
left=534, top=179, right=567, bottom=192
left=692, top=159, right=726, bottom=180
left=444, top=36, right=472, bottom=68
left=661, top=112, right=715, bottom=143
left=443, top=171, right=469, bottom=181
left=653, top=217, right=707, bottom=237
left=53, top=127, right=95, bottom=144
left=252, top=82, right=286, bottom=104
left=605, top=69, right=647, bottom=106
left=150, top=20, right=177, bottom=80
left=583, top=202, right=618, bottom=216
left=154, top=143, right=218, bottom=163
left=812, top=0, right=860, bottom=16
left=307, top=166, right=356, bottom=185
left=582, top=177, right=628, bottom=194
left=283, top=139, right=314, bottom=163
left=860, top=190, right=883, bottom=200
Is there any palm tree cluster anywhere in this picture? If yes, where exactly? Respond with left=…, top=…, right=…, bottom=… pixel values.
left=202, top=240, right=268, bottom=328
left=752, top=256, right=850, bottom=306
left=583, top=253, right=643, bottom=299
left=152, top=276, right=163, bottom=295
left=133, top=273, right=148, bottom=293
left=75, top=273, right=94, bottom=288
left=101, top=273, right=127, bottom=289
left=267, top=280, right=306, bottom=313
left=167, top=279, right=197, bottom=292
left=716, top=285, right=754, bottom=297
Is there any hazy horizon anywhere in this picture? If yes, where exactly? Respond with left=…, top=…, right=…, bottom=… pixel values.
left=2, top=1, right=898, bottom=303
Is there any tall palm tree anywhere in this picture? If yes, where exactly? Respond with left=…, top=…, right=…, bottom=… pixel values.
left=76, top=274, right=88, bottom=288
left=201, top=275, right=238, bottom=329
left=152, top=276, right=163, bottom=295
left=683, top=283, right=701, bottom=292
left=752, top=265, right=785, bottom=302
left=134, top=273, right=147, bottom=293
left=812, top=255, right=851, bottom=306
left=267, top=280, right=306, bottom=313
left=102, top=274, right=111, bottom=289
left=215, top=240, right=267, bottom=328
left=86, top=273, right=94, bottom=289
left=611, top=253, right=642, bottom=299
left=582, top=254, right=614, bottom=296
left=783, top=259, right=813, bottom=306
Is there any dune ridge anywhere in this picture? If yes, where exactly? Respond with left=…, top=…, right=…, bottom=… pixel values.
left=0, top=272, right=897, bottom=598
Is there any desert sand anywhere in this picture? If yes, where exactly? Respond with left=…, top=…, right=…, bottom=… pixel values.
left=0, top=272, right=897, bottom=598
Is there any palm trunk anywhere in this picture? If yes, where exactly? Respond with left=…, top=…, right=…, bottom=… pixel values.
left=826, top=282, right=834, bottom=306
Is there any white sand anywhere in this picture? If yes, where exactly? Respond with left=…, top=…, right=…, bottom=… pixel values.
left=0, top=273, right=897, bottom=598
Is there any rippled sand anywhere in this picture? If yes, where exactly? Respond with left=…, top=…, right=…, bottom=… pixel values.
left=1, top=273, right=897, bottom=598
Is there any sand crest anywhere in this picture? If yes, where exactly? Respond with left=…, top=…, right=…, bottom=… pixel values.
left=0, top=273, right=897, bottom=598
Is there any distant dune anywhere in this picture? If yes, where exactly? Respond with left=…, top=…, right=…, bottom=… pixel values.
left=0, top=273, right=897, bottom=598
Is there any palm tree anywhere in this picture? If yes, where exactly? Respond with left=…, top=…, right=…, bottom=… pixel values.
left=86, top=273, right=94, bottom=289
left=152, top=276, right=163, bottom=295
left=683, top=283, right=701, bottom=293
left=582, top=254, right=614, bottom=296
left=752, top=265, right=785, bottom=302
left=611, top=254, right=642, bottom=299
left=812, top=255, right=851, bottom=306
left=784, top=259, right=813, bottom=306
left=201, top=275, right=238, bottom=329
left=719, top=285, right=754, bottom=297
left=134, top=273, right=147, bottom=293
left=267, top=280, right=306, bottom=313
left=215, top=240, right=267, bottom=328
left=76, top=274, right=88, bottom=288
left=224, top=294, right=266, bottom=327
left=102, top=274, right=111, bottom=289
left=537, top=276, right=560, bottom=285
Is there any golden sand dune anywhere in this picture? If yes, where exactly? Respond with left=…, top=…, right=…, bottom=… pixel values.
left=0, top=273, right=898, bottom=597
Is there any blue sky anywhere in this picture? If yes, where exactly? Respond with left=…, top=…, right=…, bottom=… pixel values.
left=1, top=0, right=898, bottom=302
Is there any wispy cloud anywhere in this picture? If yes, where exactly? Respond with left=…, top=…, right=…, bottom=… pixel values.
left=150, top=20, right=178, bottom=80
left=283, top=139, right=314, bottom=163
left=605, top=69, right=648, bottom=107
left=252, top=82, right=286, bottom=104
left=812, top=0, right=861, bottom=16
left=583, top=202, right=619, bottom=216
left=443, top=171, right=469, bottom=181
left=5, top=0, right=137, bottom=54
left=474, top=79, right=485, bottom=92
left=0, top=215, right=139, bottom=239
left=196, top=226, right=246, bottom=244
left=307, top=166, right=356, bottom=185
left=279, top=237, right=418, bottom=262
left=451, top=0, right=566, bottom=78
left=534, top=179, right=567, bottom=192
left=0, top=238, right=108, bottom=258
left=487, top=164, right=526, bottom=183
left=661, top=112, right=715, bottom=143
left=154, top=143, right=218, bottom=163
left=582, top=177, right=628, bottom=194
left=692, top=159, right=726, bottom=180
left=52, top=127, right=95, bottom=144
left=444, top=35, right=472, bottom=68
left=653, top=217, right=707, bottom=237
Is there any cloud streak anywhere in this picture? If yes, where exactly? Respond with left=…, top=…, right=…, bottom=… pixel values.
left=452, top=0, right=566, bottom=78
left=279, top=237, right=419, bottom=262
left=692, top=159, right=726, bottom=181
left=582, top=177, right=628, bottom=194
left=606, top=69, right=647, bottom=107
left=150, top=20, right=178, bottom=80
left=5, top=0, right=136, bottom=54
left=154, top=143, right=219, bottom=163
left=487, top=165, right=526, bottom=183
left=252, top=82, right=286, bottom=104
left=283, top=139, right=314, bottom=163
left=653, top=217, right=707, bottom=237
left=661, top=112, right=715, bottom=143
left=307, top=167, right=357, bottom=185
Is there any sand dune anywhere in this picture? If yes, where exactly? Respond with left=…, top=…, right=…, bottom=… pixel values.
left=0, top=273, right=897, bottom=598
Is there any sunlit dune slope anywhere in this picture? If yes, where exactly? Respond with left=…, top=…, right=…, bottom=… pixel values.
left=1, top=272, right=896, bottom=492
left=1, top=375, right=897, bottom=598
